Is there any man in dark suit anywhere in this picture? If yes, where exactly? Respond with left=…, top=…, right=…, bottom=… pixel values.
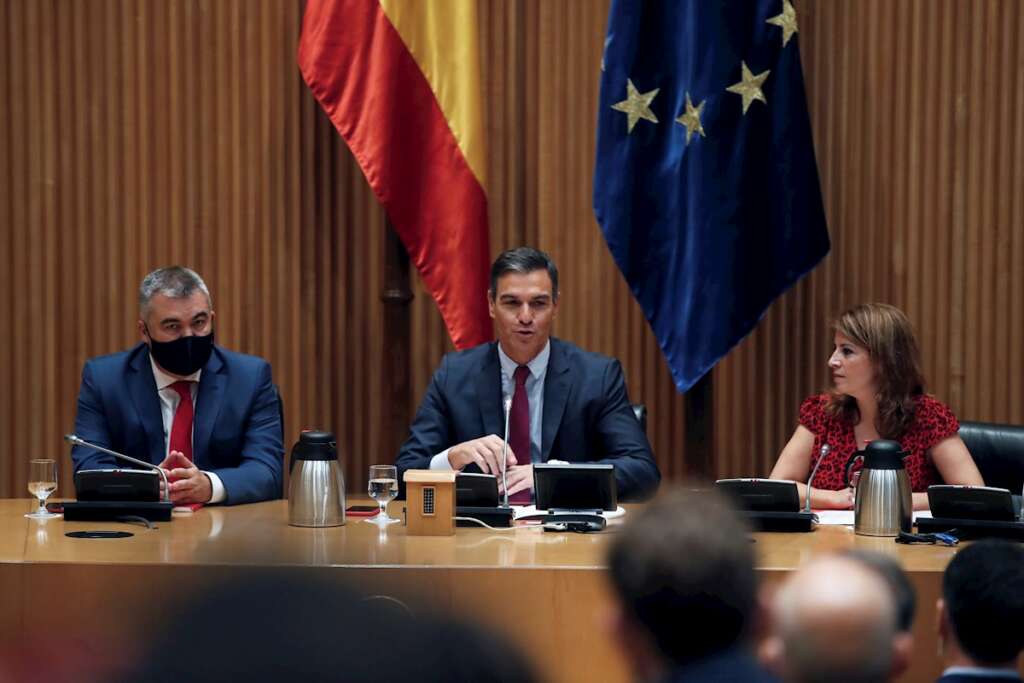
left=606, top=489, right=780, bottom=683
left=395, top=247, right=659, bottom=501
left=936, top=540, right=1024, bottom=683
left=71, top=266, right=283, bottom=505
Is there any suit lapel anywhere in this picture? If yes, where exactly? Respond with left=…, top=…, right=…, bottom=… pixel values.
left=128, top=346, right=167, bottom=464
left=542, top=339, right=572, bottom=461
left=192, top=349, right=226, bottom=468
left=476, top=343, right=504, bottom=438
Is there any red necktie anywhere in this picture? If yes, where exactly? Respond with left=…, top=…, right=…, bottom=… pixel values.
left=168, top=381, right=194, bottom=462
left=509, top=365, right=532, bottom=504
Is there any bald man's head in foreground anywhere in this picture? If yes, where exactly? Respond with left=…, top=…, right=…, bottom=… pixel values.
left=764, top=554, right=910, bottom=683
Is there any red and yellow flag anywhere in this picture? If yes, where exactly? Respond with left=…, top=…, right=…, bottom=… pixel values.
left=298, top=0, right=492, bottom=350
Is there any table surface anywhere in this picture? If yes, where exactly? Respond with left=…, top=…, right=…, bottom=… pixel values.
left=0, top=498, right=960, bottom=572
left=5, top=498, right=998, bottom=683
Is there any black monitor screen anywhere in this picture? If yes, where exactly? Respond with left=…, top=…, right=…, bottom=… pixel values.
left=927, top=485, right=1018, bottom=522
left=533, top=464, right=617, bottom=511
left=715, top=478, right=800, bottom=513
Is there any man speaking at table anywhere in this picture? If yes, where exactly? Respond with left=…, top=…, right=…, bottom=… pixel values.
left=396, top=247, right=659, bottom=501
left=70, top=266, right=284, bottom=505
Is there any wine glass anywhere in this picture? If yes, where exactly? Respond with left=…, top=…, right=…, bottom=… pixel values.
left=366, top=464, right=399, bottom=526
left=26, top=459, right=60, bottom=519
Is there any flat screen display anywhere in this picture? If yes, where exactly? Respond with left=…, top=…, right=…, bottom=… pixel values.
left=715, top=478, right=800, bottom=513
left=927, top=485, right=1018, bottom=522
left=533, top=463, right=617, bottom=511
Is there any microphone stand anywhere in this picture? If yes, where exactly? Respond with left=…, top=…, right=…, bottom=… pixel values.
left=65, top=434, right=171, bottom=502
left=500, top=398, right=512, bottom=508
left=803, top=443, right=830, bottom=513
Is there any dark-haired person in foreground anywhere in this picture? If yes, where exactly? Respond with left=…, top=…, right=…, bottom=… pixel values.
left=937, top=540, right=1024, bottom=683
left=119, top=571, right=539, bottom=683
left=396, top=247, right=659, bottom=501
left=606, top=489, right=779, bottom=683
left=770, top=302, right=982, bottom=510
left=71, top=266, right=283, bottom=505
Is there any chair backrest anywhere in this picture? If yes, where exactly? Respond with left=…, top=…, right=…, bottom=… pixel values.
left=958, top=420, right=1024, bottom=494
left=631, top=404, right=647, bottom=434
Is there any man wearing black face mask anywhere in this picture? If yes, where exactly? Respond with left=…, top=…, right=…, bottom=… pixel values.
left=70, top=266, right=284, bottom=505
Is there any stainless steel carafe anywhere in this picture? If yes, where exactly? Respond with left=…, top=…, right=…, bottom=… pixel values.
left=844, top=439, right=912, bottom=536
left=288, top=430, right=346, bottom=527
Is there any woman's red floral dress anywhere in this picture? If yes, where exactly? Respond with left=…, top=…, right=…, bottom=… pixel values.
left=798, top=393, right=959, bottom=491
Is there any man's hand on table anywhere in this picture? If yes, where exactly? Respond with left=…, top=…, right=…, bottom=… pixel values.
left=158, top=451, right=213, bottom=504
left=504, top=464, right=534, bottom=497
left=448, top=435, right=519, bottom=482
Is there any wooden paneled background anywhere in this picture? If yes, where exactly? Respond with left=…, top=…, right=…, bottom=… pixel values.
left=1, top=0, right=1022, bottom=500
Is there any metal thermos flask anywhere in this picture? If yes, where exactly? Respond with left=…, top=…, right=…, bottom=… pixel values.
left=845, top=439, right=912, bottom=536
left=288, top=430, right=346, bottom=527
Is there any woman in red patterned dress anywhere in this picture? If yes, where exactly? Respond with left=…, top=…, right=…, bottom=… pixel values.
left=769, top=303, right=983, bottom=510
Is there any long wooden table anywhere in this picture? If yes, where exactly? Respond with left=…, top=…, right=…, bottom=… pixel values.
left=0, top=499, right=1000, bottom=682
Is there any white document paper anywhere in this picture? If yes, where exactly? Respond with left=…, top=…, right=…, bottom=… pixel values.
left=813, top=509, right=932, bottom=525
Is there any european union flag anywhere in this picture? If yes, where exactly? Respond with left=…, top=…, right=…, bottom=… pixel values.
left=594, top=0, right=830, bottom=393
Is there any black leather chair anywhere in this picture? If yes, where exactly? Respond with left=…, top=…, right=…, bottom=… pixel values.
left=631, top=404, right=647, bottom=434
left=959, top=420, right=1024, bottom=494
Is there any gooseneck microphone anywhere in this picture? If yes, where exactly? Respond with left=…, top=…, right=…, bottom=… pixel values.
left=64, top=434, right=171, bottom=502
left=500, top=397, right=512, bottom=508
left=803, top=443, right=830, bottom=513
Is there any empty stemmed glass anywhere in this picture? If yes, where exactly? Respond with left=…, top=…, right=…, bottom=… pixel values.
left=366, top=464, right=400, bottom=526
left=26, top=459, right=60, bottom=519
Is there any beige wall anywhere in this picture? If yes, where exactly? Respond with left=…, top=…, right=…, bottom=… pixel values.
left=1, top=0, right=1022, bottom=498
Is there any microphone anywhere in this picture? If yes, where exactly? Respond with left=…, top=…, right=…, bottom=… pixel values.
left=803, top=443, right=830, bottom=513
left=65, top=434, right=171, bottom=502
left=500, top=397, right=512, bottom=508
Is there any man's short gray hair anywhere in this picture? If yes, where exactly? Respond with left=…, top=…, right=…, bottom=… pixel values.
left=139, top=266, right=212, bottom=315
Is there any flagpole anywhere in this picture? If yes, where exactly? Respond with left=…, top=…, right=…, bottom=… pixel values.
left=382, top=220, right=413, bottom=468
left=684, top=373, right=714, bottom=479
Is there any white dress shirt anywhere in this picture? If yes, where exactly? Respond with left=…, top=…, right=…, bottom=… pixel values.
left=150, top=357, right=226, bottom=503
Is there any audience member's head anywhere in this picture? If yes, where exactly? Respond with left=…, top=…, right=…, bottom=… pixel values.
left=766, top=554, right=907, bottom=683
left=939, top=539, right=1024, bottom=669
left=119, top=570, right=539, bottom=683
left=606, top=488, right=761, bottom=681
left=840, top=548, right=917, bottom=632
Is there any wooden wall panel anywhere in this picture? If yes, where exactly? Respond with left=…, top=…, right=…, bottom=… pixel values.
left=1, top=0, right=1022, bottom=501
left=0, top=0, right=391, bottom=499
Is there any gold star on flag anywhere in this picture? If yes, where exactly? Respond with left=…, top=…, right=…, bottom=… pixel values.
left=726, top=61, right=770, bottom=114
left=675, top=93, right=706, bottom=145
left=766, top=0, right=799, bottom=47
left=611, top=79, right=659, bottom=133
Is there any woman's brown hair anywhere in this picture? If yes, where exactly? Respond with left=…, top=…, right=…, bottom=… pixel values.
left=826, top=303, right=926, bottom=438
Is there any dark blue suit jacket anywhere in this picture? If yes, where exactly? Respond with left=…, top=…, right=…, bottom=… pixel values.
left=938, top=674, right=1023, bottom=683
left=659, top=648, right=781, bottom=683
left=71, top=343, right=284, bottom=505
left=395, top=338, right=660, bottom=500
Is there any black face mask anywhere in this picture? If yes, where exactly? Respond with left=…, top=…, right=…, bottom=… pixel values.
left=146, top=328, right=215, bottom=376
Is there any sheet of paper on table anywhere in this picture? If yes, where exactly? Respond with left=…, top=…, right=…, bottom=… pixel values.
left=813, top=509, right=933, bottom=526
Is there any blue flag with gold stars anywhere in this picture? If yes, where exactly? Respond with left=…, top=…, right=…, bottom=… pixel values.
left=594, top=0, right=830, bottom=393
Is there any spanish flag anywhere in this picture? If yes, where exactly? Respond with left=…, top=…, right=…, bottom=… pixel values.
left=298, top=0, right=492, bottom=350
